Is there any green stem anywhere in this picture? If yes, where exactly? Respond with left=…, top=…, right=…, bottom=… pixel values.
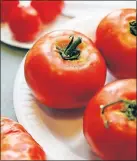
left=129, top=20, right=137, bottom=36
left=101, top=100, right=124, bottom=114
left=56, top=36, right=82, bottom=60
left=100, top=99, right=137, bottom=128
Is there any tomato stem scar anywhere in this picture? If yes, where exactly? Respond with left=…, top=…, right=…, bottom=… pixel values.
left=129, top=20, right=137, bottom=36
left=56, top=36, right=82, bottom=60
left=100, top=99, right=137, bottom=128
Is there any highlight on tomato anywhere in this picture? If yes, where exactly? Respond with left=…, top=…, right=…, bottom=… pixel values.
left=24, top=30, right=107, bottom=109
left=96, top=9, right=136, bottom=79
left=8, top=5, right=42, bottom=42
left=84, top=79, right=136, bottom=160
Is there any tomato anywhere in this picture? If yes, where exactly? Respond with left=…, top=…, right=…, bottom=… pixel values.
left=84, top=79, right=136, bottom=160
left=24, top=30, right=106, bottom=109
left=96, top=9, right=136, bottom=79
left=8, top=5, right=42, bottom=42
left=1, top=0, right=19, bottom=22
left=31, top=0, right=64, bottom=24
left=1, top=117, right=46, bottom=160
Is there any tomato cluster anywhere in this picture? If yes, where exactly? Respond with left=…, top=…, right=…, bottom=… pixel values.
left=1, top=4, right=136, bottom=160
left=24, top=8, right=136, bottom=160
left=1, top=0, right=64, bottom=42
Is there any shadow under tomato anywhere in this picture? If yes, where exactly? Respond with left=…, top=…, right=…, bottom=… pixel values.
left=36, top=100, right=85, bottom=139
left=37, top=101, right=86, bottom=119
left=28, top=98, right=100, bottom=160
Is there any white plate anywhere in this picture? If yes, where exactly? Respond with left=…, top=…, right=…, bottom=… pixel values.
left=13, top=11, right=116, bottom=160
left=1, top=15, right=71, bottom=49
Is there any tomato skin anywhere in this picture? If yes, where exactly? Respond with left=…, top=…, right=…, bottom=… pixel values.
left=8, top=5, right=42, bottom=42
left=96, top=9, right=136, bottom=79
left=24, top=30, right=106, bottom=109
left=1, top=0, right=19, bottom=22
left=31, top=0, right=64, bottom=24
left=84, top=79, right=136, bottom=160
left=1, top=117, right=46, bottom=160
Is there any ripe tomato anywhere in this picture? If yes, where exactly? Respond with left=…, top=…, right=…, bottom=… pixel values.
left=31, top=0, right=64, bottom=24
left=24, top=30, right=106, bottom=109
left=84, top=79, right=136, bottom=160
left=1, top=117, right=46, bottom=160
left=8, top=5, right=42, bottom=42
left=96, top=9, right=136, bottom=79
left=1, top=0, right=19, bottom=22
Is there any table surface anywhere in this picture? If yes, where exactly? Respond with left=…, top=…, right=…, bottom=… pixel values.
left=1, top=43, right=27, bottom=121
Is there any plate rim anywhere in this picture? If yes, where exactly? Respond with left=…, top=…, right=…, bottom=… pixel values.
left=1, top=15, right=72, bottom=50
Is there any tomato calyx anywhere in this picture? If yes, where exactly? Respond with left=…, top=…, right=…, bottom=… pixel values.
left=56, top=36, right=82, bottom=60
left=129, top=20, right=137, bottom=36
left=100, top=99, right=137, bottom=128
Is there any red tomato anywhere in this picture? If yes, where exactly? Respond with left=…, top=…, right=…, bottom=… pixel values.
left=1, top=0, right=19, bottom=22
left=24, top=30, right=106, bottom=109
left=31, top=0, right=64, bottom=24
left=84, top=79, right=136, bottom=160
left=1, top=117, right=46, bottom=160
left=8, top=5, right=42, bottom=42
left=96, top=9, right=136, bottom=79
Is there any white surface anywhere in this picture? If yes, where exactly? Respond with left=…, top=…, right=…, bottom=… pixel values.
left=13, top=11, right=117, bottom=160
left=63, top=1, right=136, bottom=18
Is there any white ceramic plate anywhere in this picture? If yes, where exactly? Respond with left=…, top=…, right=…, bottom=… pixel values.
left=1, top=15, right=71, bottom=49
left=13, top=11, right=116, bottom=160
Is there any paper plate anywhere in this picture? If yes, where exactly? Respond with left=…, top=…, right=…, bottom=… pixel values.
left=13, top=11, right=116, bottom=160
